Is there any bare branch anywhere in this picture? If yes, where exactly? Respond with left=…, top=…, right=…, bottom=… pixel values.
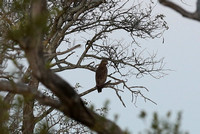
left=35, top=107, right=54, bottom=123
left=112, top=87, right=126, bottom=107
left=79, top=80, right=111, bottom=97
left=79, top=86, right=97, bottom=97
left=45, top=44, right=81, bottom=59
left=0, top=81, right=61, bottom=109
left=159, top=0, right=200, bottom=21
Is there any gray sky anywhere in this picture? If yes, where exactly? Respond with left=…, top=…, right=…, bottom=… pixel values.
left=57, top=0, right=200, bottom=133
left=123, top=0, right=200, bottom=133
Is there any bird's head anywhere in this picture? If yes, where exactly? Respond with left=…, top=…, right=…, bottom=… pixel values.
left=101, top=59, right=108, bottom=65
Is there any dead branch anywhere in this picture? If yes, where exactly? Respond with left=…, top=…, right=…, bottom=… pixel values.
left=159, top=0, right=200, bottom=21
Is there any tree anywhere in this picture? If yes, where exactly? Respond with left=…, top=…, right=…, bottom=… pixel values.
left=0, top=0, right=168, bottom=133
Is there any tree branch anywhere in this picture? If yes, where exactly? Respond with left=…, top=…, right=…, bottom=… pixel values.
left=0, top=81, right=61, bottom=109
left=35, top=107, right=54, bottom=123
left=159, top=0, right=200, bottom=21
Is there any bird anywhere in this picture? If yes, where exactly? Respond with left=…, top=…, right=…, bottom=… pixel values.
left=95, top=59, right=108, bottom=93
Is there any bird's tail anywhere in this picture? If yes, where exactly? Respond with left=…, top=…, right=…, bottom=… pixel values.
left=96, top=85, right=103, bottom=93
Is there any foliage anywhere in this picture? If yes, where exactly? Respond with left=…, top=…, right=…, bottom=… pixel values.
left=138, top=111, right=189, bottom=134
left=0, top=96, right=9, bottom=134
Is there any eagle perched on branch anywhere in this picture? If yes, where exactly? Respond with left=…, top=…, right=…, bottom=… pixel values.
left=95, top=59, right=108, bottom=93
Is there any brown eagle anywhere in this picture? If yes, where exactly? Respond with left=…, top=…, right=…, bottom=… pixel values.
left=95, top=59, right=108, bottom=93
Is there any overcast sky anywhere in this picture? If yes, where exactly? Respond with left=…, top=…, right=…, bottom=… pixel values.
left=62, top=0, right=200, bottom=133
left=119, top=0, right=200, bottom=133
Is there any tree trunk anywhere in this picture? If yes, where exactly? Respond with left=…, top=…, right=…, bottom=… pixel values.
left=22, top=76, right=39, bottom=134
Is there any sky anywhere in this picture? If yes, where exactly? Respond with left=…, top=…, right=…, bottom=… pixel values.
left=3, top=0, right=200, bottom=133
left=58, top=0, right=200, bottom=133
left=114, top=0, right=200, bottom=133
